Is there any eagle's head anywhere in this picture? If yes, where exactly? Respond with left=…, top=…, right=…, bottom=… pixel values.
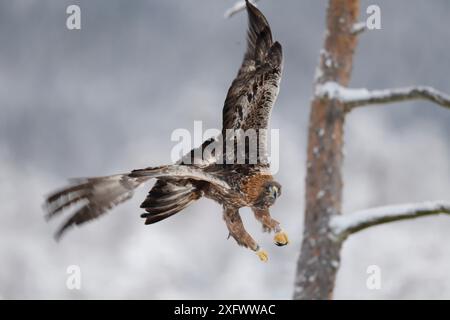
left=254, top=181, right=282, bottom=209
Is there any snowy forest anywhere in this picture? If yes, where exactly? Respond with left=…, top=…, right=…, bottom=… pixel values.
left=0, top=0, right=449, bottom=300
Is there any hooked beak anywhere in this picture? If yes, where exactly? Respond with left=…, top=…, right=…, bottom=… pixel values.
left=270, top=185, right=280, bottom=200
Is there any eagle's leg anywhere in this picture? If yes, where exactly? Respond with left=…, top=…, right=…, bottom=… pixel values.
left=223, top=207, right=268, bottom=262
left=252, top=208, right=289, bottom=247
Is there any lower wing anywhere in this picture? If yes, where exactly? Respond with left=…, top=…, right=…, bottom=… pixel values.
left=45, top=165, right=229, bottom=239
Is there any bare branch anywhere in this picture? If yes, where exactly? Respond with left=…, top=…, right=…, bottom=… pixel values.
left=330, top=201, right=450, bottom=240
left=316, top=82, right=450, bottom=111
left=224, top=0, right=260, bottom=19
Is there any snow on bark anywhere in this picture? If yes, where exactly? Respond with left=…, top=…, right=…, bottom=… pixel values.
left=351, top=21, right=366, bottom=34
left=315, top=81, right=371, bottom=102
left=330, top=201, right=450, bottom=239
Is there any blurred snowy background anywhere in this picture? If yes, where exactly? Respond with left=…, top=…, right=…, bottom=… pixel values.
left=0, top=0, right=449, bottom=299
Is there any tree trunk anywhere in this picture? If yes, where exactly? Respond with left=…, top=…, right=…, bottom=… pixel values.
left=293, top=0, right=360, bottom=300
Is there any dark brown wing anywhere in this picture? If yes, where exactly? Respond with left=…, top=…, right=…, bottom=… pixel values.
left=222, top=0, right=283, bottom=132
left=139, top=138, right=216, bottom=224
left=139, top=179, right=204, bottom=225
left=241, top=0, right=273, bottom=76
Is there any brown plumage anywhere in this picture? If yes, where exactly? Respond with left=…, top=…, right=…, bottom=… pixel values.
left=44, top=1, right=287, bottom=260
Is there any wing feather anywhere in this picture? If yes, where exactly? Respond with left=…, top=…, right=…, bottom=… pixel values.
left=130, top=165, right=230, bottom=190
left=222, top=1, right=283, bottom=133
left=46, top=164, right=229, bottom=239
left=241, top=0, right=273, bottom=74
left=45, top=174, right=148, bottom=239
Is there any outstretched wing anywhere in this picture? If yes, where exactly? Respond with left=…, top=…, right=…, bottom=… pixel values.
left=45, top=164, right=230, bottom=239
left=222, top=0, right=283, bottom=133
left=45, top=174, right=148, bottom=240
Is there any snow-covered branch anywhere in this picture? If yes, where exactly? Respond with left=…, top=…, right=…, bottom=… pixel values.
left=316, top=82, right=450, bottom=111
left=330, top=201, right=450, bottom=240
left=351, top=21, right=366, bottom=35
left=224, top=0, right=260, bottom=19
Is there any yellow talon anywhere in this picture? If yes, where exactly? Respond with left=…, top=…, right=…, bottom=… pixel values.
left=256, top=249, right=269, bottom=262
left=274, top=231, right=289, bottom=246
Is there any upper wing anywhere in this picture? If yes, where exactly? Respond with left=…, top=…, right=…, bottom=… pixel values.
left=45, top=174, right=148, bottom=240
left=130, top=165, right=231, bottom=190
left=222, top=0, right=283, bottom=132
left=177, top=137, right=217, bottom=166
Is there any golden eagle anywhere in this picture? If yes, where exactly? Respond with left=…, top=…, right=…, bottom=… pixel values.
left=45, top=1, right=286, bottom=261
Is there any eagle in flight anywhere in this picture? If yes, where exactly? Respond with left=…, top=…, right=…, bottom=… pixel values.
left=45, top=1, right=287, bottom=261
